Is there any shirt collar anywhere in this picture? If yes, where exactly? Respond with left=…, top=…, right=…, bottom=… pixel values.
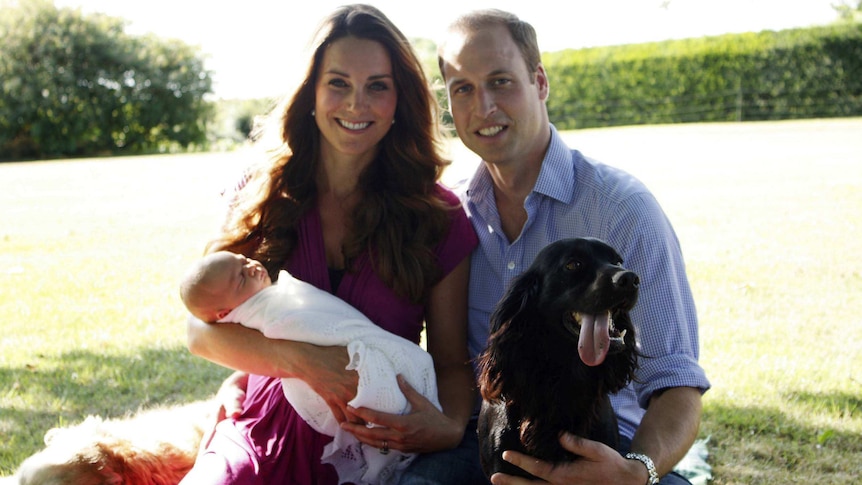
left=533, top=125, right=575, bottom=204
left=465, top=124, right=575, bottom=210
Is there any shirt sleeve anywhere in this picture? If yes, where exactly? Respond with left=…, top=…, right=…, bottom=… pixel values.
left=608, top=190, right=711, bottom=408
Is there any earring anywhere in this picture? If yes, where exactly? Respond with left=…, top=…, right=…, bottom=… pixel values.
left=391, top=119, right=395, bottom=125
left=311, top=109, right=316, bottom=116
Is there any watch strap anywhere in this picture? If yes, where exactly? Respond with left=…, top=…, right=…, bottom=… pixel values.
left=625, top=452, right=659, bottom=485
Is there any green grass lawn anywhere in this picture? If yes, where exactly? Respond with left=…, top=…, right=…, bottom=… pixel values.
left=2, top=119, right=861, bottom=482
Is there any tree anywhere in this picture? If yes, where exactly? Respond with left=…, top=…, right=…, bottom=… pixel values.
left=834, top=0, right=862, bottom=23
left=409, top=37, right=453, bottom=129
left=0, top=0, right=213, bottom=159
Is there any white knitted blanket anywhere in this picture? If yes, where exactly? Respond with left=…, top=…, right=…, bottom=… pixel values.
left=219, top=271, right=440, bottom=485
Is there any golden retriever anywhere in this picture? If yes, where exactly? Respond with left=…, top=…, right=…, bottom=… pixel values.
left=8, top=399, right=215, bottom=485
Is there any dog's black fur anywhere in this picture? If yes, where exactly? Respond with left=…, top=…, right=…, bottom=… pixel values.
left=477, top=237, right=641, bottom=479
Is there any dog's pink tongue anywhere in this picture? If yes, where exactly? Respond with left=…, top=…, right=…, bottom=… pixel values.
left=578, top=313, right=610, bottom=367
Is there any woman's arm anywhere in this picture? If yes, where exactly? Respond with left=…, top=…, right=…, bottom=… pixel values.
left=341, top=257, right=476, bottom=452
left=186, top=316, right=358, bottom=423
left=424, top=256, right=477, bottom=435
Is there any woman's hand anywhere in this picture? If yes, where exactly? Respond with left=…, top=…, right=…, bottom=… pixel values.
left=214, top=370, right=249, bottom=421
left=188, top=315, right=361, bottom=423
left=339, top=375, right=463, bottom=454
left=294, top=344, right=360, bottom=424
left=200, top=370, right=250, bottom=453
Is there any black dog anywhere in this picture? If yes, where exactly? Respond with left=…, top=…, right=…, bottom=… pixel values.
left=477, top=237, right=641, bottom=479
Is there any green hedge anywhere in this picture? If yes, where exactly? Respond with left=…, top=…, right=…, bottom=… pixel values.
left=544, top=23, right=862, bottom=129
left=0, top=1, right=213, bottom=160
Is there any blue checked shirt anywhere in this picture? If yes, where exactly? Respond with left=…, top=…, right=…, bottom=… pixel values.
left=462, top=125, right=710, bottom=439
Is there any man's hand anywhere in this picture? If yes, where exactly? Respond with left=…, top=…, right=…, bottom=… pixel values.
left=489, top=433, right=648, bottom=485
left=339, top=375, right=463, bottom=454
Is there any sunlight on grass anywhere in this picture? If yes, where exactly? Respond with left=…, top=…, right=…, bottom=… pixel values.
left=2, top=120, right=861, bottom=481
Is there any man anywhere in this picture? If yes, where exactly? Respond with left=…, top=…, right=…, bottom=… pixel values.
left=436, top=9, right=711, bottom=485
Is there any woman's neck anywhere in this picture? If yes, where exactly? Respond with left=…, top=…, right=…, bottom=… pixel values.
left=317, top=144, right=377, bottom=199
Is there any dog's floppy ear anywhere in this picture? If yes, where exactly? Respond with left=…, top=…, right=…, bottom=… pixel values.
left=479, top=270, right=542, bottom=402
left=490, top=269, right=542, bottom=334
left=479, top=272, right=541, bottom=401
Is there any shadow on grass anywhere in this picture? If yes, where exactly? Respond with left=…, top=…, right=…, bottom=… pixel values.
left=784, top=390, right=861, bottom=420
left=703, top=394, right=862, bottom=483
left=706, top=390, right=861, bottom=442
left=0, top=346, right=227, bottom=474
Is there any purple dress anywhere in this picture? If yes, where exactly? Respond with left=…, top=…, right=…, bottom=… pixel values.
left=190, top=186, right=478, bottom=484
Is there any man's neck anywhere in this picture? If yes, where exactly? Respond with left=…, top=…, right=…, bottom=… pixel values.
left=485, top=158, right=541, bottom=243
left=480, top=123, right=552, bottom=242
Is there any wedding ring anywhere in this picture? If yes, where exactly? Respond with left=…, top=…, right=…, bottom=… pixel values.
left=380, top=440, right=390, bottom=455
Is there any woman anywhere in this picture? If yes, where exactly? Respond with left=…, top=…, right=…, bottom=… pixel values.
left=182, top=4, right=478, bottom=484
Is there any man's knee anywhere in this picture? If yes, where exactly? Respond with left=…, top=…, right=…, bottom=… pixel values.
left=398, top=420, right=488, bottom=485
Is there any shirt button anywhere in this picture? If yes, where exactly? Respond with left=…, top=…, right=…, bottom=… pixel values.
left=507, top=261, right=516, bottom=270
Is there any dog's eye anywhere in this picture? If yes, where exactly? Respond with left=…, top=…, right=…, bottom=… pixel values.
left=565, top=260, right=581, bottom=271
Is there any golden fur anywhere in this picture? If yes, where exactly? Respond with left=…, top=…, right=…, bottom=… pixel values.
left=9, top=400, right=215, bottom=485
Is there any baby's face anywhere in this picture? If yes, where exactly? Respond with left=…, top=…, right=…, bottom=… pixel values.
left=208, top=252, right=272, bottom=316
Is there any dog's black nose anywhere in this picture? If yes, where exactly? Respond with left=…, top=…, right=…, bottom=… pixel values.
left=613, top=270, right=640, bottom=289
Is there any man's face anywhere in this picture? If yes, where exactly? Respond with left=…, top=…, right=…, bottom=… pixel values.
left=440, top=24, right=549, bottom=167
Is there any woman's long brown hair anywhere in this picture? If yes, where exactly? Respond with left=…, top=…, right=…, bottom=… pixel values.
left=210, top=4, right=453, bottom=303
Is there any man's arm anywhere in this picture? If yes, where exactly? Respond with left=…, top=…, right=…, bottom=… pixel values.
left=630, top=386, right=702, bottom=478
left=490, top=387, right=702, bottom=485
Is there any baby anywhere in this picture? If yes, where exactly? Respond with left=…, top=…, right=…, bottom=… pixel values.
left=180, top=251, right=441, bottom=485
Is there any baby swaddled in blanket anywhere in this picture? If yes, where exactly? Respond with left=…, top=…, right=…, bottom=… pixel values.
left=180, top=251, right=440, bottom=485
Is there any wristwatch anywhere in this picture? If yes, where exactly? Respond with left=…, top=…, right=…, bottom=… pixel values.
left=625, top=452, right=659, bottom=485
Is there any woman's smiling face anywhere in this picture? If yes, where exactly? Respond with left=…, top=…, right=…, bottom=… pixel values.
left=314, top=36, right=397, bottom=166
